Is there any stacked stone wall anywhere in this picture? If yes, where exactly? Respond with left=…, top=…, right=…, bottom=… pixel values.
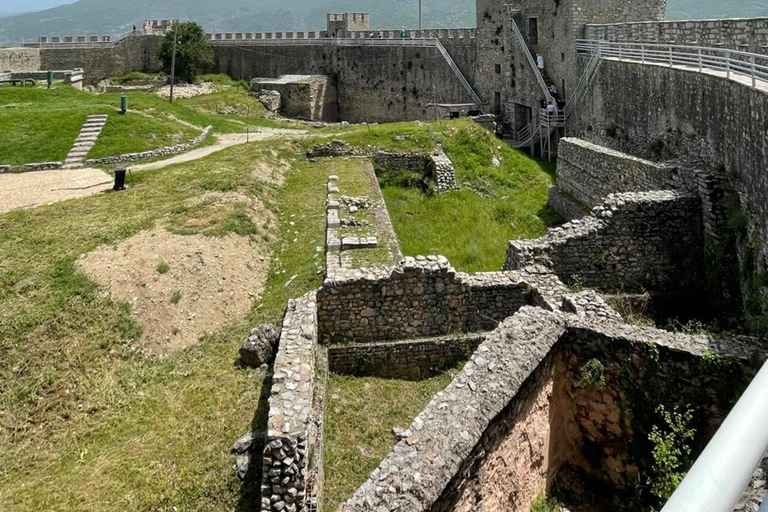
left=317, top=258, right=567, bottom=343
left=342, top=304, right=767, bottom=512
left=552, top=137, right=693, bottom=219
left=84, top=126, right=212, bottom=165
left=572, top=57, right=768, bottom=311
left=506, top=191, right=704, bottom=292
left=327, top=334, right=484, bottom=380
left=261, top=292, right=319, bottom=512
left=0, top=48, right=41, bottom=72
left=585, top=18, right=768, bottom=54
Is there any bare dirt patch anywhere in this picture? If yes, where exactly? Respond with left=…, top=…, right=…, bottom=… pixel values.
left=77, top=193, right=274, bottom=353
left=0, top=168, right=112, bottom=214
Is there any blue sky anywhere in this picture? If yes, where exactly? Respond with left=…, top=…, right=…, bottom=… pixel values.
left=2, top=0, right=78, bottom=14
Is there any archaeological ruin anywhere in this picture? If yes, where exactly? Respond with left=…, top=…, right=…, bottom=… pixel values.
left=3, top=0, right=768, bottom=511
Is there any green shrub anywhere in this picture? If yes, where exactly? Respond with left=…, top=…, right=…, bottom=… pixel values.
left=648, top=405, right=696, bottom=501
left=531, top=493, right=561, bottom=512
left=156, top=262, right=170, bottom=274
left=574, top=359, right=606, bottom=388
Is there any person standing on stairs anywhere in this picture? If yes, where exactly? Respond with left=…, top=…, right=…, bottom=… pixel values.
left=537, top=53, right=545, bottom=75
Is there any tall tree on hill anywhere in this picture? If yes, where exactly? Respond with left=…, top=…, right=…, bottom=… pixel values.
left=157, top=21, right=214, bottom=84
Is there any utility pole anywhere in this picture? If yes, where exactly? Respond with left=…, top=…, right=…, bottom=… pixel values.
left=169, top=20, right=178, bottom=104
left=418, top=0, right=423, bottom=29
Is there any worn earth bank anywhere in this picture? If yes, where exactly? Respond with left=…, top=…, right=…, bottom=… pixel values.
left=76, top=193, right=274, bottom=352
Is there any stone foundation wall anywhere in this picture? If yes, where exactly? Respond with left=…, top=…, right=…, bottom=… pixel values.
left=585, top=18, right=768, bottom=54
left=373, top=150, right=457, bottom=193
left=556, top=137, right=690, bottom=211
left=506, top=191, right=704, bottom=292
left=342, top=304, right=768, bottom=512
left=548, top=186, right=592, bottom=222
left=317, top=258, right=567, bottom=343
left=0, top=161, right=62, bottom=173
left=327, top=334, right=484, bottom=380
left=85, top=126, right=212, bottom=165
left=261, top=292, right=318, bottom=512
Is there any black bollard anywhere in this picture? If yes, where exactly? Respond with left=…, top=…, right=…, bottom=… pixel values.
left=113, top=167, right=127, bottom=191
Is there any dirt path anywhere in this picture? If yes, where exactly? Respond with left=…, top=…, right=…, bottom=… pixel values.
left=0, top=168, right=112, bottom=214
left=129, top=128, right=308, bottom=172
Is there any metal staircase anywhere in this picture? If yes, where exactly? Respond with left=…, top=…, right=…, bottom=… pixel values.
left=510, top=19, right=553, bottom=103
left=435, top=39, right=483, bottom=106
left=506, top=42, right=602, bottom=156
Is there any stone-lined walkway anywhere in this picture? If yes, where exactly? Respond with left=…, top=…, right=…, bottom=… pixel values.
left=62, top=114, right=108, bottom=170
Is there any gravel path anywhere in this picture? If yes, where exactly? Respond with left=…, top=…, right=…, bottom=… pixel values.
left=129, top=128, right=308, bottom=172
left=0, top=168, right=112, bottom=214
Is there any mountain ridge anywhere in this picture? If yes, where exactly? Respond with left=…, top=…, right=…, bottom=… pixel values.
left=0, top=0, right=766, bottom=46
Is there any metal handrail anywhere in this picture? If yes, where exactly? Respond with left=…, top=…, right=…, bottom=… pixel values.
left=577, top=39, right=768, bottom=89
left=661, top=359, right=768, bottom=512
left=210, top=37, right=441, bottom=47
left=435, top=39, right=483, bottom=105
left=565, top=46, right=602, bottom=119
left=511, top=20, right=553, bottom=102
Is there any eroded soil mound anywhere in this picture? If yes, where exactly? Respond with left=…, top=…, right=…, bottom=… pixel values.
left=76, top=193, right=274, bottom=353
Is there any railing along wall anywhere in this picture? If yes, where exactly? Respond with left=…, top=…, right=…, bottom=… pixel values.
left=577, top=39, right=768, bottom=89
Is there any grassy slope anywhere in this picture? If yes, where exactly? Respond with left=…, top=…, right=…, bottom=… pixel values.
left=0, top=83, right=283, bottom=165
left=381, top=121, right=561, bottom=271
left=0, top=118, right=557, bottom=509
left=323, top=371, right=459, bottom=511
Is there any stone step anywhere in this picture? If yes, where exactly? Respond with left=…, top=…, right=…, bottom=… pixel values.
left=77, top=136, right=99, bottom=142
left=72, top=141, right=95, bottom=148
left=67, top=151, right=89, bottom=158
left=80, top=126, right=103, bottom=133
left=86, top=116, right=108, bottom=121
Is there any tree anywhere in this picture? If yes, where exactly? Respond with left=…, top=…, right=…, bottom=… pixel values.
left=157, top=21, right=214, bottom=84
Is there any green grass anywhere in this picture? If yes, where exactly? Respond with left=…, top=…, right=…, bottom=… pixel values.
left=323, top=370, right=459, bottom=511
left=0, top=84, right=291, bottom=165
left=0, top=135, right=324, bottom=511
left=380, top=122, right=561, bottom=271
left=0, top=117, right=563, bottom=510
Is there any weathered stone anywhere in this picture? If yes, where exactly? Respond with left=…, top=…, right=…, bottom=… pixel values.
left=239, top=324, right=281, bottom=367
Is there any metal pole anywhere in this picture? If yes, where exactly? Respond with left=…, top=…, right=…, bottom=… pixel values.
left=661, top=359, right=768, bottom=512
left=751, top=55, right=756, bottom=88
left=419, top=0, right=423, bottom=30
left=169, top=21, right=178, bottom=104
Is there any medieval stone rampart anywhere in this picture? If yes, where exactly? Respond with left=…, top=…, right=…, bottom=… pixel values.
left=506, top=191, right=704, bottom=292
left=585, top=17, right=768, bottom=53
left=572, top=57, right=768, bottom=296
left=38, top=34, right=162, bottom=84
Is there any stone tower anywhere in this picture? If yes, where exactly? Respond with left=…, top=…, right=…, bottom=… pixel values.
left=475, top=0, right=667, bottom=128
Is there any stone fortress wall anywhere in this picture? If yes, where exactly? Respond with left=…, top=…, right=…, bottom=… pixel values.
left=505, top=191, right=704, bottom=292
left=0, top=47, right=41, bottom=72
left=585, top=17, right=768, bottom=53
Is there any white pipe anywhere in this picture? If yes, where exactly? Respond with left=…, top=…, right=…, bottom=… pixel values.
left=661, top=359, right=768, bottom=512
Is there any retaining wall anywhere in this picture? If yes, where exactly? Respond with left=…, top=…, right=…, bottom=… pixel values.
left=556, top=137, right=690, bottom=210
left=506, top=191, right=704, bottom=292
left=85, top=126, right=212, bottom=165
left=585, top=17, right=768, bottom=53
left=342, top=304, right=767, bottom=512
left=317, top=258, right=567, bottom=343
left=260, top=292, right=319, bottom=512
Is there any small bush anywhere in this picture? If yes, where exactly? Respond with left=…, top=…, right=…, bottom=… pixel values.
left=648, top=405, right=696, bottom=501
left=574, top=359, right=606, bottom=389
left=156, top=262, right=170, bottom=274
left=170, top=290, right=182, bottom=305
left=531, top=493, right=561, bottom=512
